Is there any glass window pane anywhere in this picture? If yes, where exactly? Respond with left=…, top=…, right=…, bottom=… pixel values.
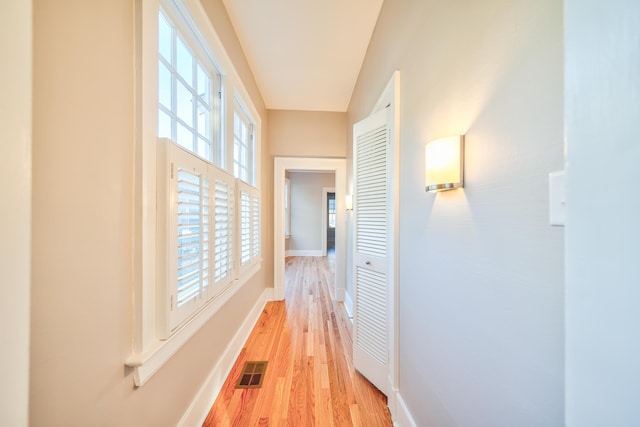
left=197, top=137, right=210, bottom=159
left=234, top=112, right=240, bottom=135
left=158, top=62, right=172, bottom=109
left=158, top=109, right=172, bottom=139
left=176, top=79, right=193, bottom=127
left=158, top=12, right=172, bottom=61
left=177, top=122, right=193, bottom=151
left=176, top=36, right=193, bottom=87
left=197, top=101, right=209, bottom=137
left=197, top=63, right=210, bottom=105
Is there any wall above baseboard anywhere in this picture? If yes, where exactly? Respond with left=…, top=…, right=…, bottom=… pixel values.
left=177, top=288, right=273, bottom=427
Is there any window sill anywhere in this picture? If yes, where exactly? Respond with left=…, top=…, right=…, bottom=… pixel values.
left=125, top=261, right=261, bottom=386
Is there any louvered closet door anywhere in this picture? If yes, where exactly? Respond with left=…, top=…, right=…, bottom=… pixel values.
left=353, top=108, right=391, bottom=396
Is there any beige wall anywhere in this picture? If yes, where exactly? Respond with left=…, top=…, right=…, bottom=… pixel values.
left=0, top=0, right=31, bottom=425
left=267, top=110, right=346, bottom=286
left=348, top=0, right=564, bottom=425
left=269, top=110, right=346, bottom=158
left=30, top=1, right=268, bottom=426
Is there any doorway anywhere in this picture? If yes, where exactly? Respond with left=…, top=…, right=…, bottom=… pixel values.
left=274, top=157, right=347, bottom=301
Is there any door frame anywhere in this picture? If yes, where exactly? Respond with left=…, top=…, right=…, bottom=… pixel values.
left=321, top=187, right=336, bottom=256
left=274, top=157, right=347, bottom=301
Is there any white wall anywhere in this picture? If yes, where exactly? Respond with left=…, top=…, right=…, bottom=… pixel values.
left=0, top=1, right=31, bottom=425
left=289, top=172, right=335, bottom=253
left=348, top=0, right=564, bottom=425
left=565, top=0, right=640, bottom=425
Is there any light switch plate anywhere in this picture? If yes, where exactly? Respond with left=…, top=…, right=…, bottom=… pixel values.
left=549, top=171, right=566, bottom=226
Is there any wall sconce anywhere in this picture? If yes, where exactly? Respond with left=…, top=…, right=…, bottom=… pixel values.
left=425, top=135, right=464, bottom=192
left=346, top=194, right=353, bottom=210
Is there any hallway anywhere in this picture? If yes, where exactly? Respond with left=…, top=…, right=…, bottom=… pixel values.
left=204, top=256, right=392, bottom=426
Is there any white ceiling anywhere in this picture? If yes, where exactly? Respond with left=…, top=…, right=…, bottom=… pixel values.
left=222, top=0, right=384, bottom=112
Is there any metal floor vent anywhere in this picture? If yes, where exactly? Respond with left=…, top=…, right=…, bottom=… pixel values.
left=236, top=361, right=268, bottom=389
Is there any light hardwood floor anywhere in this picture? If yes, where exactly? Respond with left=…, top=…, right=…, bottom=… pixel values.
left=203, top=255, right=393, bottom=426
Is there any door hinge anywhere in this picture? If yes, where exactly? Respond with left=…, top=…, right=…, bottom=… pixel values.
left=171, top=162, right=174, bottom=179
left=170, top=295, right=174, bottom=310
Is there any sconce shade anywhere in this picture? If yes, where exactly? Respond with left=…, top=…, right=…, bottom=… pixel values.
left=346, top=194, right=353, bottom=210
left=425, top=135, right=464, bottom=192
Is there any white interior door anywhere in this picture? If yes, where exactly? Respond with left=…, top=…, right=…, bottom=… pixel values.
left=353, top=107, right=393, bottom=396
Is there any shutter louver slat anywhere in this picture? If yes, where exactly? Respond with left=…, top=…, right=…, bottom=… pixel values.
left=252, top=195, right=260, bottom=258
left=214, top=179, right=233, bottom=283
left=240, top=191, right=251, bottom=265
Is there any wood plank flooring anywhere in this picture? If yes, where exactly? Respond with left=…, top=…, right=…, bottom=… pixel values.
left=203, top=255, right=393, bottom=426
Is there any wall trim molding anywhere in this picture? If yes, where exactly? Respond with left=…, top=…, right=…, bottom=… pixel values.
left=287, top=249, right=323, bottom=257
left=177, top=287, right=273, bottom=427
left=343, top=291, right=354, bottom=322
left=392, top=391, right=418, bottom=427
left=274, top=157, right=347, bottom=303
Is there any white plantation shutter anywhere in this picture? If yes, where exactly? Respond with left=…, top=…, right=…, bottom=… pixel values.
left=240, top=190, right=251, bottom=265
left=168, top=143, right=214, bottom=329
left=237, top=180, right=260, bottom=271
left=252, top=195, right=260, bottom=258
left=176, top=168, right=210, bottom=306
left=157, top=139, right=261, bottom=332
left=159, top=139, right=250, bottom=331
left=213, top=172, right=234, bottom=287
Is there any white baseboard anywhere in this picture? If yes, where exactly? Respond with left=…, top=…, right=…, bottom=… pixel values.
left=343, top=291, right=353, bottom=322
left=287, top=249, right=323, bottom=257
left=392, top=391, right=418, bottom=427
left=177, top=288, right=273, bottom=427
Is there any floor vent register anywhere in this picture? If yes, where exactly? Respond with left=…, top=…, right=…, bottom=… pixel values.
left=236, top=361, right=268, bottom=389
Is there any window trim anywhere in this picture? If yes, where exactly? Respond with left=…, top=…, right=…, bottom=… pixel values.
left=127, top=0, right=262, bottom=387
left=232, top=98, right=255, bottom=185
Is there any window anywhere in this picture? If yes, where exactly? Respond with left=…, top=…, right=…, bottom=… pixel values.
left=127, top=0, right=263, bottom=387
left=233, top=105, right=254, bottom=184
left=328, top=195, right=336, bottom=229
left=158, top=8, right=222, bottom=165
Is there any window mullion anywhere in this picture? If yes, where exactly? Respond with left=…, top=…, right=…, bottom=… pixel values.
left=171, top=25, right=177, bottom=143
left=191, top=54, right=197, bottom=155
left=199, top=172, right=205, bottom=299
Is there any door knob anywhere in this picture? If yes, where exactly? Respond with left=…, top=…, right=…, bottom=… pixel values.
left=365, top=261, right=371, bottom=265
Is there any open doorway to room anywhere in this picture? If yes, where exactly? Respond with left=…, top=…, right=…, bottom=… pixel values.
left=273, top=157, right=346, bottom=302
left=283, top=172, right=336, bottom=301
